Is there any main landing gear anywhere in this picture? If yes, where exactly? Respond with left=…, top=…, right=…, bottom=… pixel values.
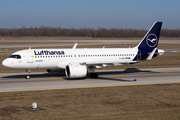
left=26, top=70, right=31, bottom=79
left=89, top=67, right=98, bottom=78
left=90, top=73, right=98, bottom=78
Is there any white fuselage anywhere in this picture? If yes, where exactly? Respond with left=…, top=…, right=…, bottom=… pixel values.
left=2, top=47, right=138, bottom=70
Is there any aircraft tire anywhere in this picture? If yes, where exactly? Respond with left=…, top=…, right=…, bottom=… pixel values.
left=26, top=75, right=30, bottom=79
left=90, top=73, right=98, bottom=78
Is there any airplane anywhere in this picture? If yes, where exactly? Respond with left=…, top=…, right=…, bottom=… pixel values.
left=2, top=22, right=165, bottom=79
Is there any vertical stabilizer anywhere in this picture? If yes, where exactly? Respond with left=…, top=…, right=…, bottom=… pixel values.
left=136, top=22, right=162, bottom=50
left=134, top=22, right=162, bottom=61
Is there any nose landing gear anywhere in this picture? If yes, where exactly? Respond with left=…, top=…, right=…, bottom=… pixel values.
left=26, top=70, right=31, bottom=79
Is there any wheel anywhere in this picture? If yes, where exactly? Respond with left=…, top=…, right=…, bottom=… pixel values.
left=26, top=75, right=30, bottom=79
left=90, top=73, right=98, bottom=78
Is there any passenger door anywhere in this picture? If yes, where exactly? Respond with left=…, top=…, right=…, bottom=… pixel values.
left=27, top=51, right=33, bottom=63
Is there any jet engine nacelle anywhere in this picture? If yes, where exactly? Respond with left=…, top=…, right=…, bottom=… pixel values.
left=65, top=63, right=87, bottom=78
left=46, top=69, right=64, bottom=73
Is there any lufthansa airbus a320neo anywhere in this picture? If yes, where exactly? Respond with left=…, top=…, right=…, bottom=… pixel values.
left=2, top=22, right=164, bottom=79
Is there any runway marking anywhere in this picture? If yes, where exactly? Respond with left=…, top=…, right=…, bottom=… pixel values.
left=0, top=82, right=180, bottom=93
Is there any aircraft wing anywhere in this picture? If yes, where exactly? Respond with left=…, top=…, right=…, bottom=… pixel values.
left=81, top=61, right=137, bottom=67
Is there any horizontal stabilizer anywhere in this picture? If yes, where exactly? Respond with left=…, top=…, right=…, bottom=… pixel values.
left=146, top=48, right=157, bottom=60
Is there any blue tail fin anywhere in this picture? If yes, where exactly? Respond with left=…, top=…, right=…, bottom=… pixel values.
left=134, top=22, right=162, bottom=61
left=137, top=21, right=162, bottom=49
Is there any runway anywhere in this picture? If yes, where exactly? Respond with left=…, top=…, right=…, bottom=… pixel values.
left=0, top=39, right=180, bottom=48
left=0, top=68, right=180, bottom=92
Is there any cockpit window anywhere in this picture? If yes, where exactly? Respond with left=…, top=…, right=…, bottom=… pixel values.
left=9, top=55, right=21, bottom=59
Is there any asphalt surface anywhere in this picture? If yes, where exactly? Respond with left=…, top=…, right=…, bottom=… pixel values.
left=0, top=40, right=138, bottom=48
left=0, top=39, right=180, bottom=48
left=0, top=39, right=180, bottom=92
left=0, top=68, right=180, bottom=92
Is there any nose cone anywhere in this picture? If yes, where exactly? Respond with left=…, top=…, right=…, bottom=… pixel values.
left=2, top=59, right=12, bottom=68
left=2, top=59, right=8, bottom=67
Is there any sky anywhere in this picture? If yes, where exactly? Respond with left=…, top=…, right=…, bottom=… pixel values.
left=0, top=0, right=180, bottom=30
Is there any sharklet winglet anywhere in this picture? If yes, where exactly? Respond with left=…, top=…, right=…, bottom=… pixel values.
left=72, top=43, right=78, bottom=49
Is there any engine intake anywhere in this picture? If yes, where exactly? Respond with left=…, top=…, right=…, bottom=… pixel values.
left=65, top=63, right=87, bottom=78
